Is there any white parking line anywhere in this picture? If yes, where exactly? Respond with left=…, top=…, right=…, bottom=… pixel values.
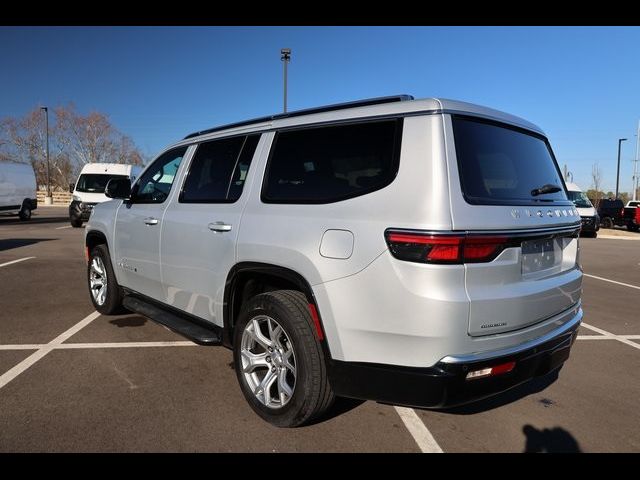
left=394, top=406, right=444, bottom=453
left=576, top=335, right=640, bottom=341
left=0, top=341, right=197, bottom=351
left=0, top=257, right=36, bottom=268
left=55, top=225, right=72, bottom=230
left=0, top=311, right=100, bottom=390
left=57, top=341, right=197, bottom=349
left=0, top=344, right=43, bottom=350
left=583, top=273, right=640, bottom=291
left=581, top=322, right=640, bottom=351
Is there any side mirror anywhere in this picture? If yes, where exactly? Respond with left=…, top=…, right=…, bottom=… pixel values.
left=105, top=177, right=131, bottom=200
left=69, top=183, right=75, bottom=193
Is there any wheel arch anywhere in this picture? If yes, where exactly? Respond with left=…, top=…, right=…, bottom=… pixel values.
left=86, top=229, right=109, bottom=254
left=223, top=262, right=330, bottom=357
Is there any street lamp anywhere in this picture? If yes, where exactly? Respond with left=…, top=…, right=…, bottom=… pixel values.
left=633, top=122, right=640, bottom=201
left=616, top=138, right=627, bottom=199
left=280, top=48, right=291, bottom=113
left=40, top=106, right=51, bottom=203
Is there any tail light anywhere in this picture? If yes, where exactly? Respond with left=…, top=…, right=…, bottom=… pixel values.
left=385, top=230, right=515, bottom=264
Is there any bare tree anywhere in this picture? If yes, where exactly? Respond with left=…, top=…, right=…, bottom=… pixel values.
left=114, top=134, right=144, bottom=166
left=0, top=104, right=145, bottom=189
left=0, top=110, right=71, bottom=189
left=591, top=163, right=603, bottom=209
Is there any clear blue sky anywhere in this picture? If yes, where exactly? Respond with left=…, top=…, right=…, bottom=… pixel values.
left=2, top=26, right=639, bottom=193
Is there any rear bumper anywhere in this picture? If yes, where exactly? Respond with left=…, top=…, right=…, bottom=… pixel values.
left=328, top=307, right=581, bottom=408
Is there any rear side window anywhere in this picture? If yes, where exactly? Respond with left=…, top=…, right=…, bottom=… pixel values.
left=262, top=120, right=402, bottom=204
left=452, top=116, right=569, bottom=206
left=180, top=134, right=260, bottom=203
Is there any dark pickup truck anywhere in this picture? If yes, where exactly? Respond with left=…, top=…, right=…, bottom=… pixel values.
left=597, top=199, right=625, bottom=229
left=598, top=199, right=640, bottom=231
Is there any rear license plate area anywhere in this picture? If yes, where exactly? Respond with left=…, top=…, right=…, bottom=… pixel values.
left=521, top=238, right=562, bottom=275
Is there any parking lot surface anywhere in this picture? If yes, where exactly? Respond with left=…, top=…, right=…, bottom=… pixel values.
left=1, top=207, right=639, bottom=452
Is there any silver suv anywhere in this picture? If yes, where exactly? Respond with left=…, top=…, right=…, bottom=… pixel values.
left=85, top=95, right=582, bottom=427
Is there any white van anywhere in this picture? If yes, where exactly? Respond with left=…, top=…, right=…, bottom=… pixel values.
left=0, top=161, right=37, bottom=221
left=69, top=163, right=142, bottom=227
left=566, top=182, right=598, bottom=237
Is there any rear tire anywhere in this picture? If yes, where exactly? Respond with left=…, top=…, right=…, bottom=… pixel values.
left=71, top=218, right=83, bottom=228
left=601, top=217, right=614, bottom=229
left=87, top=245, right=124, bottom=315
left=233, top=290, right=334, bottom=427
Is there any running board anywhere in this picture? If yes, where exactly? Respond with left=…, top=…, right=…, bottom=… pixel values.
left=122, top=295, right=222, bottom=346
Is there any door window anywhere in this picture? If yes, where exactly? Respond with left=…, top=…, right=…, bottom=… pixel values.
left=134, top=146, right=188, bottom=203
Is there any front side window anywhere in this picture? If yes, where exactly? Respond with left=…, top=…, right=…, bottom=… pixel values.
left=452, top=116, right=570, bottom=206
left=262, top=120, right=402, bottom=204
left=134, top=146, right=188, bottom=203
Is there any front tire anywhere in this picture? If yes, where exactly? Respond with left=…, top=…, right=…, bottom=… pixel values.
left=233, top=290, right=334, bottom=427
left=71, top=217, right=83, bottom=228
left=19, top=206, right=31, bottom=221
left=87, top=245, right=124, bottom=314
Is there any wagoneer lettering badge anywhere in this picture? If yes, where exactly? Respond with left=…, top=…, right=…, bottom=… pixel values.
left=481, top=322, right=508, bottom=329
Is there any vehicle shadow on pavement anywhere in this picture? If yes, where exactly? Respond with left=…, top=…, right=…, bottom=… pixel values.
left=0, top=238, right=56, bottom=252
left=307, top=397, right=366, bottom=426
left=437, top=369, right=561, bottom=415
left=522, top=424, right=582, bottom=452
left=109, top=316, right=148, bottom=328
left=0, top=216, right=70, bottom=226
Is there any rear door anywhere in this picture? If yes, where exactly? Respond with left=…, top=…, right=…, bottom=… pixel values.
left=160, top=134, right=262, bottom=326
left=444, top=115, right=582, bottom=336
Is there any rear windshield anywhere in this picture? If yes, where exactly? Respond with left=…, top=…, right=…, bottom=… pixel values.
left=567, top=190, right=593, bottom=209
left=75, top=174, right=129, bottom=193
left=452, top=116, right=569, bottom=206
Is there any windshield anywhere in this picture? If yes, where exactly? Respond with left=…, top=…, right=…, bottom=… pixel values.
left=567, top=190, right=593, bottom=209
left=452, top=116, right=570, bottom=206
left=75, top=174, right=129, bottom=193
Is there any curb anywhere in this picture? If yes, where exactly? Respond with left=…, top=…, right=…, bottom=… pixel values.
left=596, top=235, right=640, bottom=241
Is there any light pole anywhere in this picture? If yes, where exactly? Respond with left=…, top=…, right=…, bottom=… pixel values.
left=633, top=121, right=639, bottom=201
left=280, top=48, right=291, bottom=113
left=616, top=138, right=627, bottom=199
left=40, top=106, right=51, bottom=203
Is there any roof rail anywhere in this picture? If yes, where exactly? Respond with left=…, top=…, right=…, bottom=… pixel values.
left=183, top=94, right=414, bottom=140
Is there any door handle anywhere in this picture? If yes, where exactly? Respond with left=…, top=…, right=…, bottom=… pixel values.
left=208, top=222, right=232, bottom=232
left=144, top=217, right=159, bottom=225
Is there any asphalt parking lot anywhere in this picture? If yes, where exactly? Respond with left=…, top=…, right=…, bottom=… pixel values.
left=1, top=207, right=639, bottom=452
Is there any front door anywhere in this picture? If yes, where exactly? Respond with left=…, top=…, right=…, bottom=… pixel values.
left=161, top=134, right=262, bottom=326
left=113, top=146, right=189, bottom=301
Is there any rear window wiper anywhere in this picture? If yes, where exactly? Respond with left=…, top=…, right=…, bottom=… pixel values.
left=531, top=184, right=562, bottom=197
